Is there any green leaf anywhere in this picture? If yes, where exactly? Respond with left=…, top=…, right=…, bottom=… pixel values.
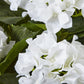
left=0, top=0, right=22, bottom=17
left=0, top=0, right=45, bottom=42
left=0, top=21, right=44, bottom=42
left=0, top=21, right=45, bottom=74
left=0, top=0, right=30, bottom=25
left=0, top=73, right=18, bottom=84
left=35, top=23, right=46, bottom=30
left=11, top=22, right=44, bottom=41
left=56, top=16, right=84, bottom=44
left=0, top=17, right=22, bottom=25
left=0, top=39, right=28, bottom=75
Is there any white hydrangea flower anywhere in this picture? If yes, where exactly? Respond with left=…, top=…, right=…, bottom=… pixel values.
left=19, top=68, right=61, bottom=84
left=4, top=0, right=29, bottom=11
left=19, top=0, right=83, bottom=33
left=0, top=26, right=15, bottom=60
left=4, top=0, right=84, bottom=33
left=4, top=0, right=20, bottom=11
left=42, top=36, right=76, bottom=70
left=15, top=31, right=57, bottom=76
left=15, top=30, right=84, bottom=84
left=21, top=0, right=74, bottom=33
left=74, top=0, right=84, bottom=9
left=61, top=63, right=84, bottom=84
left=26, top=31, right=57, bottom=54
left=45, top=4, right=72, bottom=33
left=15, top=52, right=36, bottom=76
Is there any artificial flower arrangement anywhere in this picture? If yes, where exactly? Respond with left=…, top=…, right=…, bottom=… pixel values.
left=0, top=0, right=84, bottom=84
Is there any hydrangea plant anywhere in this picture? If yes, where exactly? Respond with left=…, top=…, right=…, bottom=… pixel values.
left=0, top=0, right=84, bottom=84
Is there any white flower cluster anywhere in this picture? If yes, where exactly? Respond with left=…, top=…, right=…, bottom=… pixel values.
left=5, top=0, right=84, bottom=33
left=0, top=26, right=15, bottom=61
left=5, top=0, right=84, bottom=84
left=15, top=31, right=84, bottom=84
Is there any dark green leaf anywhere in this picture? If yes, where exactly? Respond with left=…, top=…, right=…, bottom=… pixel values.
left=0, top=0, right=30, bottom=25
left=0, top=21, right=44, bottom=42
left=0, top=0, right=22, bottom=17
left=0, top=17, right=22, bottom=25
left=0, top=73, right=18, bottom=84
left=11, top=22, right=44, bottom=41
left=56, top=16, right=84, bottom=44
left=0, top=39, right=28, bottom=75
left=0, top=21, right=45, bottom=74
left=34, top=23, right=46, bottom=30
